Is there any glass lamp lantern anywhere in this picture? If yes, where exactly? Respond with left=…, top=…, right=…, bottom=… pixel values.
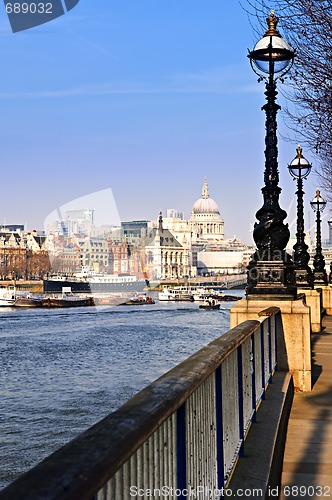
left=288, top=145, right=313, bottom=288
left=288, top=145, right=312, bottom=180
left=249, top=10, right=294, bottom=79
left=310, top=189, right=328, bottom=285
left=310, top=190, right=327, bottom=213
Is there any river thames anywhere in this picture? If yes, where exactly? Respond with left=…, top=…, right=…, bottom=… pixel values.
left=0, top=292, right=244, bottom=489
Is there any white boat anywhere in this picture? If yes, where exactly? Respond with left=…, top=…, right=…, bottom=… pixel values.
left=41, top=293, right=94, bottom=308
left=193, top=292, right=213, bottom=302
left=199, top=299, right=220, bottom=310
left=44, top=267, right=148, bottom=294
left=0, top=286, right=16, bottom=307
left=193, top=288, right=225, bottom=301
left=158, top=287, right=194, bottom=301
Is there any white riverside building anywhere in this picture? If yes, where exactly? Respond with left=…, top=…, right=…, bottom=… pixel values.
left=143, top=213, right=191, bottom=280
left=196, top=240, right=250, bottom=276
left=147, top=178, right=252, bottom=278
left=189, top=177, right=225, bottom=245
left=189, top=177, right=250, bottom=276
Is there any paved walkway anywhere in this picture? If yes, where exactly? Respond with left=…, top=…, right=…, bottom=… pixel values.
left=280, top=316, right=332, bottom=499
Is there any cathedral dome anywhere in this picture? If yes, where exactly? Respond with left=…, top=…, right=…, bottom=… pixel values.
left=191, top=177, right=220, bottom=214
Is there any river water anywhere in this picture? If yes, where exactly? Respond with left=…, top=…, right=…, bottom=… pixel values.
left=0, top=291, right=244, bottom=489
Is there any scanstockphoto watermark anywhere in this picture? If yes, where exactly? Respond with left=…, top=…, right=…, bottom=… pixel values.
left=129, top=486, right=264, bottom=498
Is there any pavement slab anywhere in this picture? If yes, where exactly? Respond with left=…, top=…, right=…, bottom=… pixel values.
left=280, top=322, right=332, bottom=500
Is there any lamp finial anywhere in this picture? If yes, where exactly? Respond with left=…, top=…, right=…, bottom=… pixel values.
left=296, top=144, right=303, bottom=158
left=265, top=10, right=280, bottom=37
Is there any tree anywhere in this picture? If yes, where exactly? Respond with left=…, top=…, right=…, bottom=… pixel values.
left=0, top=248, right=27, bottom=280
left=28, top=251, right=52, bottom=279
left=245, top=0, right=332, bottom=200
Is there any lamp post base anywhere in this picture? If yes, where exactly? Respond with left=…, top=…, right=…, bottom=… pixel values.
left=230, top=296, right=311, bottom=391
left=313, top=270, right=328, bottom=286
left=294, top=269, right=313, bottom=289
left=246, top=260, right=297, bottom=299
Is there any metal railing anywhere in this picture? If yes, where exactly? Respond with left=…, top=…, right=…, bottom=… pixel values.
left=0, top=307, right=281, bottom=500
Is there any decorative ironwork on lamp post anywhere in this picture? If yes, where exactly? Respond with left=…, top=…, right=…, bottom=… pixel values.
left=310, top=190, right=328, bottom=285
left=288, top=145, right=313, bottom=288
left=247, top=11, right=296, bottom=298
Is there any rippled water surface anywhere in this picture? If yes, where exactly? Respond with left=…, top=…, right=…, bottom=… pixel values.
left=0, top=292, right=243, bottom=489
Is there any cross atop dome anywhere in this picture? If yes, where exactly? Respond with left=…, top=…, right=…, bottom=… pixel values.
left=202, top=177, right=209, bottom=199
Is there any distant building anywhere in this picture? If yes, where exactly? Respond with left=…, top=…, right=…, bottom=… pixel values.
left=46, top=219, right=63, bottom=235
left=78, top=237, right=109, bottom=271
left=90, top=225, right=117, bottom=238
left=189, top=177, right=224, bottom=245
left=64, top=208, right=95, bottom=236
left=0, top=224, right=24, bottom=233
left=121, top=220, right=149, bottom=242
left=197, top=238, right=248, bottom=275
left=144, top=213, right=190, bottom=280
left=108, top=240, right=129, bottom=274
left=186, top=177, right=254, bottom=275
left=0, top=229, right=26, bottom=279
left=166, top=208, right=183, bottom=219
left=65, top=208, right=94, bottom=225
left=162, top=213, right=194, bottom=275
left=26, top=230, right=47, bottom=252
left=147, top=177, right=252, bottom=277
left=46, top=235, right=81, bottom=274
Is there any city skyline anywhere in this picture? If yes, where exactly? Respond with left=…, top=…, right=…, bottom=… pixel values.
left=8, top=177, right=332, bottom=247
left=0, top=1, right=326, bottom=243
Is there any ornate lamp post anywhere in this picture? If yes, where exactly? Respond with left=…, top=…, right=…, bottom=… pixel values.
left=247, top=11, right=296, bottom=298
left=288, top=145, right=313, bottom=288
left=310, top=190, right=328, bottom=285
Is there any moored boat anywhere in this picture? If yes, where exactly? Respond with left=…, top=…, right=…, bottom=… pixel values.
left=15, top=295, right=43, bottom=308
left=195, top=289, right=240, bottom=302
left=219, top=294, right=242, bottom=301
left=118, top=293, right=155, bottom=306
left=193, top=289, right=225, bottom=301
left=158, top=287, right=194, bottom=302
left=41, top=294, right=94, bottom=308
left=43, top=268, right=148, bottom=294
left=199, top=298, right=220, bottom=310
left=0, top=285, right=16, bottom=307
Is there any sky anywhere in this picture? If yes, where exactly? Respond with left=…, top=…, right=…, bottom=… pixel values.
left=0, top=1, right=327, bottom=243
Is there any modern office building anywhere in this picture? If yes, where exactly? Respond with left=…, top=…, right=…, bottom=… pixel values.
left=121, top=220, right=149, bottom=242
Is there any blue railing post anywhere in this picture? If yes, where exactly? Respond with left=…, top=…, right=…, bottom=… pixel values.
left=176, top=403, right=187, bottom=498
left=268, top=317, right=273, bottom=383
left=215, top=366, right=225, bottom=489
left=274, top=314, right=278, bottom=370
left=260, top=324, right=266, bottom=399
left=250, top=333, right=257, bottom=423
left=237, top=345, right=244, bottom=456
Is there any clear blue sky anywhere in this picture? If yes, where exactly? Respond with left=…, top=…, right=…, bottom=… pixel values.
left=0, top=1, right=325, bottom=243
